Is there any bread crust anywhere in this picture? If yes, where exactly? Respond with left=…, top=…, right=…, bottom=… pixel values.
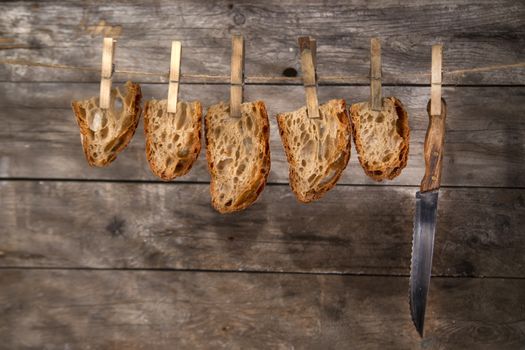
left=277, top=99, right=352, bottom=203
left=204, top=101, right=271, bottom=213
left=350, top=96, right=410, bottom=181
left=143, top=100, right=202, bottom=181
left=71, top=81, right=142, bottom=167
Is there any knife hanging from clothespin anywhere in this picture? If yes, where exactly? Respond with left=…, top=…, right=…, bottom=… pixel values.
left=370, top=37, right=382, bottom=111
left=99, top=37, right=116, bottom=109
left=230, top=34, right=244, bottom=118
left=167, top=41, right=182, bottom=114
left=409, top=43, right=446, bottom=337
left=298, top=36, right=320, bottom=119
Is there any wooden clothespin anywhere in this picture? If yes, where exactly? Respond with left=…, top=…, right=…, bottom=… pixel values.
left=370, top=37, right=382, bottom=111
left=431, top=44, right=443, bottom=116
left=230, top=35, right=244, bottom=118
left=167, top=41, right=182, bottom=114
left=99, top=37, right=116, bottom=109
left=298, top=36, right=320, bottom=119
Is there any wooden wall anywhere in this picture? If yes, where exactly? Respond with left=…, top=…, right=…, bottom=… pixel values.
left=0, top=1, right=524, bottom=349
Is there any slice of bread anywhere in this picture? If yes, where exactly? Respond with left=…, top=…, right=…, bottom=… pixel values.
left=205, top=101, right=271, bottom=213
left=143, top=99, right=203, bottom=180
left=276, top=99, right=351, bottom=203
left=350, top=97, right=410, bottom=181
left=71, top=81, right=142, bottom=167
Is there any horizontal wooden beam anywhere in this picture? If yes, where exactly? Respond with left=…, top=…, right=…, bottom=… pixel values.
left=0, top=1, right=524, bottom=85
left=1, top=83, right=524, bottom=188
left=0, top=269, right=524, bottom=348
left=1, top=181, right=523, bottom=277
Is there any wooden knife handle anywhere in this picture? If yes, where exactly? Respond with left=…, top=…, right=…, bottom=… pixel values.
left=421, top=98, right=447, bottom=192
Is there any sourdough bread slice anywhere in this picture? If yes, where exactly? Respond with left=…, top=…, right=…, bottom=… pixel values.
left=276, top=99, right=351, bottom=203
left=350, top=97, right=410, bottom=181
left=144, top=99, right=202, bottom=180
left=71, top=81, right=142, bottom=167
left=205, top=101, right=271, bottom=213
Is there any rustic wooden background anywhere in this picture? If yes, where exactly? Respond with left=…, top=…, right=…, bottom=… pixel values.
left=1, top=1, right=524, bottom=349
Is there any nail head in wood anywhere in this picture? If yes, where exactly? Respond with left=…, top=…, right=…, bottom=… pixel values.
left=230, top=35, right=244, bottom=118
left=370, top=37, right=382, bottom=111
left=431, top=44, right=443, bottom=116
left=298, top=36, right=320, bottom=119
left=167, top=41, right=182, bottom=114
left=99, top=37, right=115, bottom=109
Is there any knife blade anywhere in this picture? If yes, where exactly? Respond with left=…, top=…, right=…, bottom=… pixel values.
left=410, top=190, right=438, bottom=335
left=409, top=97, right=447, bottom=336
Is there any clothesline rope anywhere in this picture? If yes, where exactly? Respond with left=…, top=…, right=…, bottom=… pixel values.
left=1, top=59, right=524, bottom=83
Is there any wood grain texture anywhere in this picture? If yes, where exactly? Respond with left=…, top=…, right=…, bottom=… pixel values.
left=229, top=35, right=244, bottom=118
left=430, top=44, right=443, bottom=116
left=0, top=0, right=524, bottom=85
left=370, top=37, right=382, bottom=111
left=1, top=181, right=523, bottom=277
left=167, top=41, right=181, bottom=113
left=1, top=2, right=524, bottom=348
left=98, top=37, right=115, bottom=109
left=1, top=83, right=524, bottom=187
left=421, top=99, right=447, bottom=192
left=1, top=269, right=524, bottom=349
left=299, top=36, right=320, bottom=119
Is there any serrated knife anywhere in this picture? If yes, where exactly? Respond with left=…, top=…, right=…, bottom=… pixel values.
left=409, top=44, right=446, bottom=337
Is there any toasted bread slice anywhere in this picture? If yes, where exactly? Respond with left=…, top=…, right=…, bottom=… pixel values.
left=143, top=99, right=202, bottom=180
left=205, top=101, right=271, bottom=213
left=71, top=81, right=142, bottom=167
left=277, top=99, right=351, bottom=203
left=350, top=97, right=410, bottom=181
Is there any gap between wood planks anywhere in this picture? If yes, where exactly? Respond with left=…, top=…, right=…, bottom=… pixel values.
left=2, top=177, right=525, bottom=190
left=0, top=266, right=523, bottom=280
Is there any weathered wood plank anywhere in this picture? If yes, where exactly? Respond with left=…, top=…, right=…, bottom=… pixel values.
left=0, top=270, right=523, bottom=349
left=1, top=181, right=523, bottom=277
left=1, top=0, right=524, bottom=85
left=1, top=83, right=524, bottom=187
